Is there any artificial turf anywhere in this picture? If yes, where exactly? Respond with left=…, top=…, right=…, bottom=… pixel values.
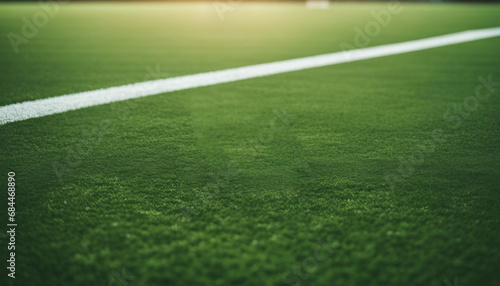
left=1, top=2, right=500, bottom=286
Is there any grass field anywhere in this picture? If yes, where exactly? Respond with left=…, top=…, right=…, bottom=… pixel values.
left=1, top=2, right=500, bottom=286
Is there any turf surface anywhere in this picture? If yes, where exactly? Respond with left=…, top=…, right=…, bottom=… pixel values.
left=1, top=2, right=500, bottom=286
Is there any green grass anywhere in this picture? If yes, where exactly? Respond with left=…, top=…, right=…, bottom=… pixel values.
left=1, top=2, right=500, bottom=286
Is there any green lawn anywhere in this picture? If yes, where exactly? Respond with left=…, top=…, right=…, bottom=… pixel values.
left=1, top=2, right=500, bottom=286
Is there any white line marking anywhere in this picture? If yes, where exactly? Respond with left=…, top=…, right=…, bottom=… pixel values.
left=2, top=27, right=500, bottom=125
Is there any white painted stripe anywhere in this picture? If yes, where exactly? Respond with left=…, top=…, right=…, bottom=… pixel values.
left=2, top=27, right=500, bottom=125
